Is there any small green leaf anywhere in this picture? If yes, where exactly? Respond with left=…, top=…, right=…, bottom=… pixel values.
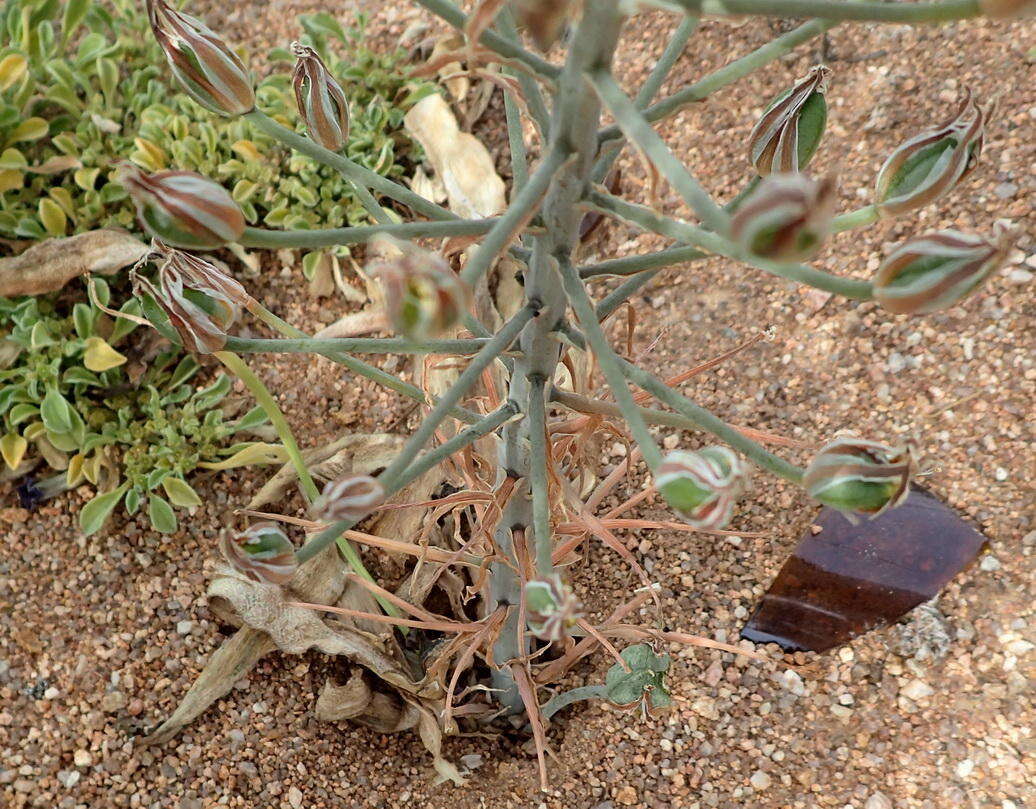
left=198, top=442, right=288, bottom=470
left=124, top=486, right=141, bottom=516
left=40, top=389, right=74, bottom=434
left=0, top=54, right=28, bottom=91
left=8, top=117, right=49, bottom=144
left=62, top=0, right=91, bottom=44
left=231, top=405, right=269, bottom=433
left=162, top=476, right=202, bottom=507
left=38, top=198, right=68, bottom=237
left=73, top=303, right=96, bottom=339
left=79, top=484, right=128, bottom=535
left=148, top=494, right=177, bottom=533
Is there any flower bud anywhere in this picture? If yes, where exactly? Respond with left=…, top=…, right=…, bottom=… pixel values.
left=291, top=42, right=350, bottom=153
left=220, top=522, right=297, bottom=585
left=131, top=239, right=253, bottom=353
left=748, top=65, right=830, bottom=176
left=146, top=0, right=254, bottom=116
left=312, top=475, right=385, bottom=524
left=525, top=575, right=581, bottom=642
left=978, top=0, right=1036, bottom=17
left=875, top=90, right=987, bottom=218
left=656, top=446, right=746, bottom=531
left=803, top=437, right=914, bottom=519
left=372, top=241, right=471, bottom=341
left=117, top=163, right=245, bottom=249
left=873, top=225, right=1013, bottom=315
left=730, top=173, right=836, bottom=262
left=511, top=0, right=574, bottom=51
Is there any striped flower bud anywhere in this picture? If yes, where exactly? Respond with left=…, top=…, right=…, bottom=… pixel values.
left=875, top=91, right=987, bottom=218
left=291, top=42, right=350, bottom=153
left=656, top=446, right=747, bottom=531
left=748, top=65, right=830, bottom=176
left=525, top=575, right=581, bottom=642
left=131, top=239, right=253, bottom=353
left=146, top=0, right=254, bottom=116
left=117, top=163, right=245, bottom=249
left=730, top=173, right=837, bottom=262
left=873, top=225, right=1013, bottom=315
left=372, top=241, right=471, bottom=341
left=312, top=475, right=385, bottom=524
left=220, top=522, right=297, bottom=585
left=803, top=437, right=915, bottom=519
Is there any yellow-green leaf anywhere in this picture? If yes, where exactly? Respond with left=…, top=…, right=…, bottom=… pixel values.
left=83, top=337, right=127, bottom=371
left=66, top=452, right=86, bottom=486
left=161, top=476, right=202, bottom=507
left=9, top=117, right=49, bottom=144
left=74, top=167, right=100, bottom=190
left=0, top=148, right=27, bottom=169
left=198, top=442, right=288, bottom=470
left=0, top=433, right=28, bottom=470
left=231, top=140, right=263, bottom=162
left=48, top=187, right=76, bottom=218
left=38, top=198, right=67, bottom=237
left=0, top=169, right=23, bottom=193
left=0, top=55, right=28, bottom=92
left=132, top=137, right=166, bottom=171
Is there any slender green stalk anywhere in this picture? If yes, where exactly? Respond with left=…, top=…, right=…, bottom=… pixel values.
left=224, top=335, right=497, bottom=356
left=296, top=402, right=519, bottom=564
left=248, top=303, right=481, bottom=425
left=590, top=191, right=874, bottom=299
left=239, top=218, right=497, bottom=249
left=378, top=306, right=535, bottom=491
left=671, top=0, right=980, bottom=23
left=540, top=685, right=608, bottom=721
left=557, top=256, right=663, bottom=470
left=581, top=244, right=707, bottom=278
left=214, top=351, right=319, bottom=503
left=591, top=69, right=729, bottom=234
left=832, top=204, right=880, bottom=233
left=593, top=15, right=699, bottom=184
left=246, top=110, right=457, bottom=222
left=412, top=0, right=562, bottom=80
left=498, top=7, right=552, bottom=139
left=503, top=84, right=529, bottom=193
left=459, top=147, right=569, bottom=287
left=527, top=374, right=552, bottom=577
left=595, top=269, right=664, bottom=322
left=599, top=20, right=836, bottom=142
left=617, top=357, right=805, bottom=485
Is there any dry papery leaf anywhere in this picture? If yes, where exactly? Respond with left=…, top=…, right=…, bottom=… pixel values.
left=404, top=93, right=506, bottom=220
left=0, top=229, right=147, bottom=296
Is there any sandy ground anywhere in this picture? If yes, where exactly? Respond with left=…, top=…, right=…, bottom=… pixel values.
left=1, top=4, right=1033, bottom=809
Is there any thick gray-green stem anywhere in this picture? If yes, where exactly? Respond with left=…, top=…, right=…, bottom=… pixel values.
left=488, top=0, right=626, bottom=713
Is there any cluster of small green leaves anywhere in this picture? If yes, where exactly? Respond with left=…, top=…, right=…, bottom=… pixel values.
left=0, top=0, right=431, bottom=245
left=0, top=280, right=273, bottom=535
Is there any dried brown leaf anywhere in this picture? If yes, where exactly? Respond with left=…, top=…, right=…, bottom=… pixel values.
left=0, top=229, right=147, bottom=296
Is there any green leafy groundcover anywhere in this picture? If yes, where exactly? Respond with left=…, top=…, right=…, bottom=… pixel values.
left=0, top=280, right=281, bottom=535
left=0, top=1, right=431, bottom=533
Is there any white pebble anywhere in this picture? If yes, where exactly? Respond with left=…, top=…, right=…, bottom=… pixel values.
left=956, top=759, right=975, bottom=779
left=865, top=793, right=894, bottom=809
left=900, top=679, right=934, bottom=701
left=750, top=770, right=772, bottom=790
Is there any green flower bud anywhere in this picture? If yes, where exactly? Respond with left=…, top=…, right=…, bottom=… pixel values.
left=371, top=240, right=471, bottom=342
left=291, top=42, right=350, bottom=153
left=147, top=0, right=254, bottom=116
left=875, top=91, right=988, bottom=218
left=131, top=239, right=253, bottom=353
left=117, top=163, right=245, bottom=249
left=220, top=522, right=297, bottom=585
left=748, top=65, right=830, bottom=176
left=312, top=475, right=385, bottom=524
left=525, top=575, right=581, bottom=642
left=803, top=437, right=915, bottom=519
left=873, top=225, right=1013, bottom=314
left=656, top=446, right=747, bottom=531
left=730, top=173, right=836, bottom=262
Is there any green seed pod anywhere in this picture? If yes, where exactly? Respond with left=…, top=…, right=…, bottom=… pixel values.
left=291, top=42, right=350, bottom=153
left=656, top=446, right=747, bottom=531
left=131, top=239, right=253, bottom=353
left=748, top=65, right=830, bottom=176
left=117, top=162, right=245, bottom=249
left=730, top=173, right=837, bottom=262
left=220, top=522, right=297, bottom=585
left=875, top=90, right=988, bottom=218
left=312, top=475, right=385, bottom=524
left=371, top=239, right=471, bottom=342
left=525, top=575, right=581, bottom=642
left=147, top=0, right=254, bottom=116
left=803, top=437, right=915, bottom=519
left=873, top=225, right=1013, bottom=315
